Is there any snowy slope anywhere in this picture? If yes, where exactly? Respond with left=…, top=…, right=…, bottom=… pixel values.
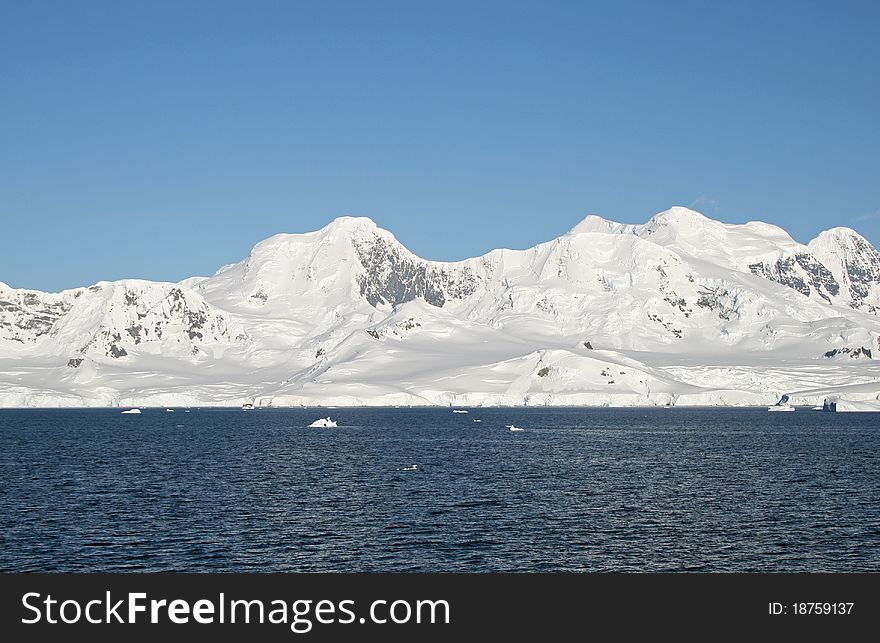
left=2, top=207, right=880, bottom=408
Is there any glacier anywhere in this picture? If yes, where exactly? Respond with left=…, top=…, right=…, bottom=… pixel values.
left=2, top=206, right=880, bottom=409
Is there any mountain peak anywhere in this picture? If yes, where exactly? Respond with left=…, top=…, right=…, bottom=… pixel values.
left=647, top=206, right=711, bottom=226
left=315, top=215, right=389, bottom=245
left=242, top=216, right=383, bottom=258
left=567, top=214, right=629, bottom=236
left=638, top=206, right=721, bottom=246
left=808, top=226, right=880, bottom=266
left=322, top=215, right=380, bottom=231
left=566, top=207, right=712, bottom=238
left=812, top=226, right=869, bottom=245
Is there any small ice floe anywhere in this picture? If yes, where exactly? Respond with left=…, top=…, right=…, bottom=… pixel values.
left=308, top=417, right=337, bottom=428
left=165, top=409, right=174, bottom=413
left=473, top=419, right=481, bottom=423
left=402, top=464, right=418, bottom=471
left=121, top=409, right=141, bottom=415
left=452, top=409, right=468, bottom=414
left=506, top=424, right=524, bottom=432
left=768, top=394, right=795, bottom=412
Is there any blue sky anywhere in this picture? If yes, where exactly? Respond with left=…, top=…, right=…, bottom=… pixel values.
left=2, top=0, right=878, bottom=291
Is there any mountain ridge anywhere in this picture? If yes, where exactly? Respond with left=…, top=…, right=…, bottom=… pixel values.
left=2, top=207, right=879, bottom=408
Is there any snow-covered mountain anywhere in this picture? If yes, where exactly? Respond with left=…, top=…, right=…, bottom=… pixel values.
left=3, top=207, right=880, bottom=408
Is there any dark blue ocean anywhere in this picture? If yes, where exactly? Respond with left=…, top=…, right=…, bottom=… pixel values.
left=1, top=407, right=878, bottom=572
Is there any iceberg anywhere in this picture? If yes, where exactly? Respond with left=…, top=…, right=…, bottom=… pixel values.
left=308, top=417, right=337, bottom=428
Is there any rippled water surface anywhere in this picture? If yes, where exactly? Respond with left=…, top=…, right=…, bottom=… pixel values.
left=1, top=407, right=878, bottom=571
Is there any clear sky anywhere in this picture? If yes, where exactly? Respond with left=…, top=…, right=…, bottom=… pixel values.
left=2, top=0, right=878, bottom=292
